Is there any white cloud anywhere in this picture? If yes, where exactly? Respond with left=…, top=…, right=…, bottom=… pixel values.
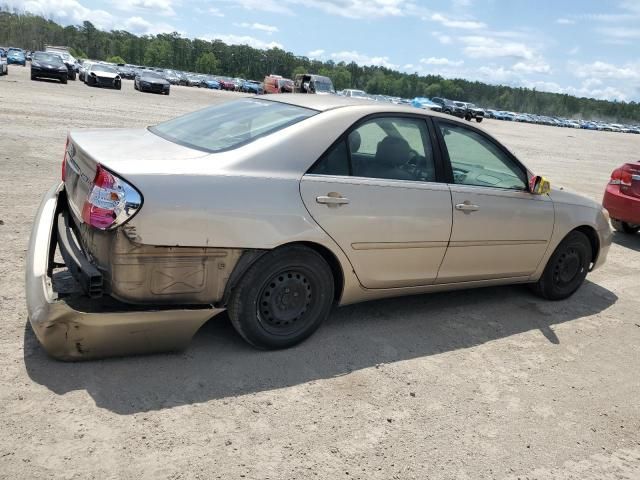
left=225, top=0, right=418, bottom=18
left=430, top=12, right=486, bottom=29
left=568, top=46, right=580, bottom=55
left=329, top=50, right=398, bottom=69
left=114, top=0, right=176, bottom=17
left=199, top=33, right=283, bottom=50
left=570, top=60, right=640, bottom=80
left=208, top=7, right=224, bottom=17
left=431, top=32, right=452, bottom=44
left=121, top=16, right=176, bottom=34
left=6, top=0, right=114, bottom=29
left=307, top=49, right=325, bottom=58
left=512, top=59, right=551, bottom=74
left=596, top=26, right=640, bottom=40
left=556, top=18, right=575, bottom=25
left=460, top=35, right=536, bottom=60
left=420, top=57, right=464, bottom=67
left=234, top=22, right=279, bottom=34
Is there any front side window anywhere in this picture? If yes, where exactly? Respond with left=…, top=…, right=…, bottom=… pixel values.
left=150, top=99, right=316, bottom=153
left=310, top=116, right=436, bottom=182
left=439, top=122, right=527, bottom=190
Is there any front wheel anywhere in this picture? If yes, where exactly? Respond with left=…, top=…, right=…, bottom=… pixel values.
left=531, top=231, right=591, bottom=300
left=476, top=117, right=483, bottom=123
left=611, top=219, right=640, bottom=234
left=61, top=77, right=67, bottom=84
left=228, top=245, right=335, bottom=349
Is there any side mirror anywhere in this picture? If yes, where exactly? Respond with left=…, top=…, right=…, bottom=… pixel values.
left=530, top=175, right=551, bottom=195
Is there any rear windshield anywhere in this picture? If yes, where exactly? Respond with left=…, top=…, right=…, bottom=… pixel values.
left=33, top=52, right=63, bottom=64
left=150, top=99, right=317, bottom=153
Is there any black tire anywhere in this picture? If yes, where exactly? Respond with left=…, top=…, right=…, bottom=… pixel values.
left=465, top=115, right=472, bottom=121
left=30, top=74, right=36, bottom=80
left=476, top=117, right=483, bottom=123
left=531, top=231, right=592, bottom=300
left=116, top=81, right=121, bottom=90
left=134, top=81, right=138, bottom=90
left=227, top=245, right=335, bottom=349
left=68, top=71, right=76, bottom=81
left=611, top=219, right=640, bottom=234
left=61, top=77, right=67, bottom=84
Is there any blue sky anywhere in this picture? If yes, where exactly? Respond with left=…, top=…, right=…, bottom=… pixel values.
left=7, top=0, right=640, bottom=101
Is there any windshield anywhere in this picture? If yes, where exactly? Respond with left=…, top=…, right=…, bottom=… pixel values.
left=314, top=80, right=334, bottom=92
left=142, top=71, right=162, bottom=79
left=33, top=53, right=63, bottom=64
left=93, top=64, right=117, bottom=73
left=150, top=98, right=317, bottom=153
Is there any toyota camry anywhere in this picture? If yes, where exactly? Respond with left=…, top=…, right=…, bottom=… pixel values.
left=26, top=96, right=612, bottom=360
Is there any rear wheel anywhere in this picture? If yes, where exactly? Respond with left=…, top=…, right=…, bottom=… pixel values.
left=611, top=219, right=640, bottom=234
left=531, top=231, right=591, bottom=300
left=228, top=245, right=335, bottom=349
left=61, top=77, right=67, bottom=84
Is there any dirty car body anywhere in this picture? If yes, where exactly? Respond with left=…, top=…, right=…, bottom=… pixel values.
left=26, top=95, right=612, bottom=360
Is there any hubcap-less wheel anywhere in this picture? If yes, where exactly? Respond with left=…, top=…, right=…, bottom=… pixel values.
left=258, top=270, right=313, bottom=336
left=553, top=248, right=582, bottom=287
left=227, top=245, right=335, bottom=349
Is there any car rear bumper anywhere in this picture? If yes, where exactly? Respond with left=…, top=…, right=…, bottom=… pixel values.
left=603, top=184, right=640, bottom=224
left=26, top=183, right=223, bottom=361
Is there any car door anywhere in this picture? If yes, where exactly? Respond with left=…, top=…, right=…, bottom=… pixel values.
left=300, top=115, right=452, bottom=289
left=434, top=120, right=554, bottom=283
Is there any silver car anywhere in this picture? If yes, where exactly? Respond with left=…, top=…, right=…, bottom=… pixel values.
left=26, top=96, right=612, bottom=360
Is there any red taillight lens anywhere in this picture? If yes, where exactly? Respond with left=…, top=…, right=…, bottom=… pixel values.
left=610, top=165, right=633, bottom=187
left=81, top=165, right=142, bottom=230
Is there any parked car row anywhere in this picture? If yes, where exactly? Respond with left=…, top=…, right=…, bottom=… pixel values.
left=484, top=109, right=640, bottom=133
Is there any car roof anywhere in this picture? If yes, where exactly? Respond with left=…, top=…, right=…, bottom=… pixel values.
left=262, top=94, right=456, bottom=120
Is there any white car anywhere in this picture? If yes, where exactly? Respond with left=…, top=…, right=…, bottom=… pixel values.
left=85, top=63, right=122, bottom=89
left=0, top=56, right=7, bottom=76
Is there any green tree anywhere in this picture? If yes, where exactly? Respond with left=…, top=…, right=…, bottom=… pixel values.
left=106, top=55, right=125, bottom=64
left=195, top=52, right=218, bottom=74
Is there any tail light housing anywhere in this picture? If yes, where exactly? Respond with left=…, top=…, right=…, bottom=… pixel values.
left=81, top=165, right=142, bottom=230
left=609, top=166, right=633, bottom=187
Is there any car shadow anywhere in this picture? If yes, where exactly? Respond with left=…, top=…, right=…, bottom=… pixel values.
left=23, top=281, right=617, bottom=415
left=612, top=231, right=640, bottom=252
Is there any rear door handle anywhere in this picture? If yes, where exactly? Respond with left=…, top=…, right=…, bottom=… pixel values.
left=455, top=201, right=480, bottom=213
left=316, top=194, right=350, bottom=207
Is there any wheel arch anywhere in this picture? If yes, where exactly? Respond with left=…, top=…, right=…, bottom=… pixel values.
left=220, top=241, right=345, bottom=308
left=572, top=225, right=600, bottom=266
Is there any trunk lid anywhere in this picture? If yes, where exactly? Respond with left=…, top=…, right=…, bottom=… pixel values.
left=63, top=128, right=208, bottom=220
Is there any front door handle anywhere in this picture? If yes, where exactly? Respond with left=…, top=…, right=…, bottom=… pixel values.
left=316, top=193, right=350, bottom=207
left=455, top=201, right=480, bottom=213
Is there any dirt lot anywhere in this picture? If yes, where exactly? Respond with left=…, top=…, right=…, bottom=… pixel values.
left=1, top=65, right=639, bottom=480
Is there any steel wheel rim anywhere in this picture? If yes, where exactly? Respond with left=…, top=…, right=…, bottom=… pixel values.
left=257, top=269, right=313, bottom=336
left=553, top=247, right=583, bottom=287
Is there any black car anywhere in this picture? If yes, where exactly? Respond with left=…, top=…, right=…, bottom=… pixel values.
left=454, top=101, right=485, bottom=122
left=30, top=51, right=68, bottom=84
left=134, top=70, right=170, bottom=95
left=431, top=97, right=466, bottom=118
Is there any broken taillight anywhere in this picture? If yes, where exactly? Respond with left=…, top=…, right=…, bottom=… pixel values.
left=81, top=165, right=142, bottom=230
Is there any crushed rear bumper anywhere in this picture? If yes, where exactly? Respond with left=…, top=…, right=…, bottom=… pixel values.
left=25, top=183, right=223, bottom=361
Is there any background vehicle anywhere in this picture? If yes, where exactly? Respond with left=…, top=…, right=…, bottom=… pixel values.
left=263, top=75, right=293, bottom=93
left=7, top=49, right=26, bottom=66
left=342, top=89, right=371, bottom=99
left=30, top=51, right=68, bottom=83
left=241, top=80, right=264, bottom=94
left=431, top=97, right=466, bottom=118
left=45, top=46, right=77, bottom=80
left=134, top=70, right=170, bottom=94
left=454, top=101, right=485, bottom=122
left=218, top=77, right=237, bottom=91
left=201, top=77, right=221, bottom=89
left=26, top=96, right=610, bottom=359
left=294, top=74, right=335, bottom=94
left=85, top=63, right=121, bottom=89
left=411, top=97, right=442, bottom=112
left=603, top=161, right=640, bottom=234
left=0, top=56, right=7, bottom=76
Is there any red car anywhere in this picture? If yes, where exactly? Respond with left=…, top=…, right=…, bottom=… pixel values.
left=603, top=161, right=640, bottom=234
left=218, top=78, right=236, bottom=91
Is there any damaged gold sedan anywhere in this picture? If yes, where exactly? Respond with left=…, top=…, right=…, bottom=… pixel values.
left=27, top=96, right=611, bottom=360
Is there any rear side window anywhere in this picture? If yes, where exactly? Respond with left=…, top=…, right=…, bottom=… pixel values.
left=150, top=99, right=316, bottom=153
left=310, top=116, right=436, bottom=183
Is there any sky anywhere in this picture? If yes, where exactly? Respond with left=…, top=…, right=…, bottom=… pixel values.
left=5, top=0, right=640, bottom=101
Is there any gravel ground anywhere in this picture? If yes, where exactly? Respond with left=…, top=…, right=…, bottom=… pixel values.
left=1, top=66, right=639, bottom=480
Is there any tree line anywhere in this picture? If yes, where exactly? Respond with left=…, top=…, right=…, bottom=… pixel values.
left=1, top=9, right=639, bottom=122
